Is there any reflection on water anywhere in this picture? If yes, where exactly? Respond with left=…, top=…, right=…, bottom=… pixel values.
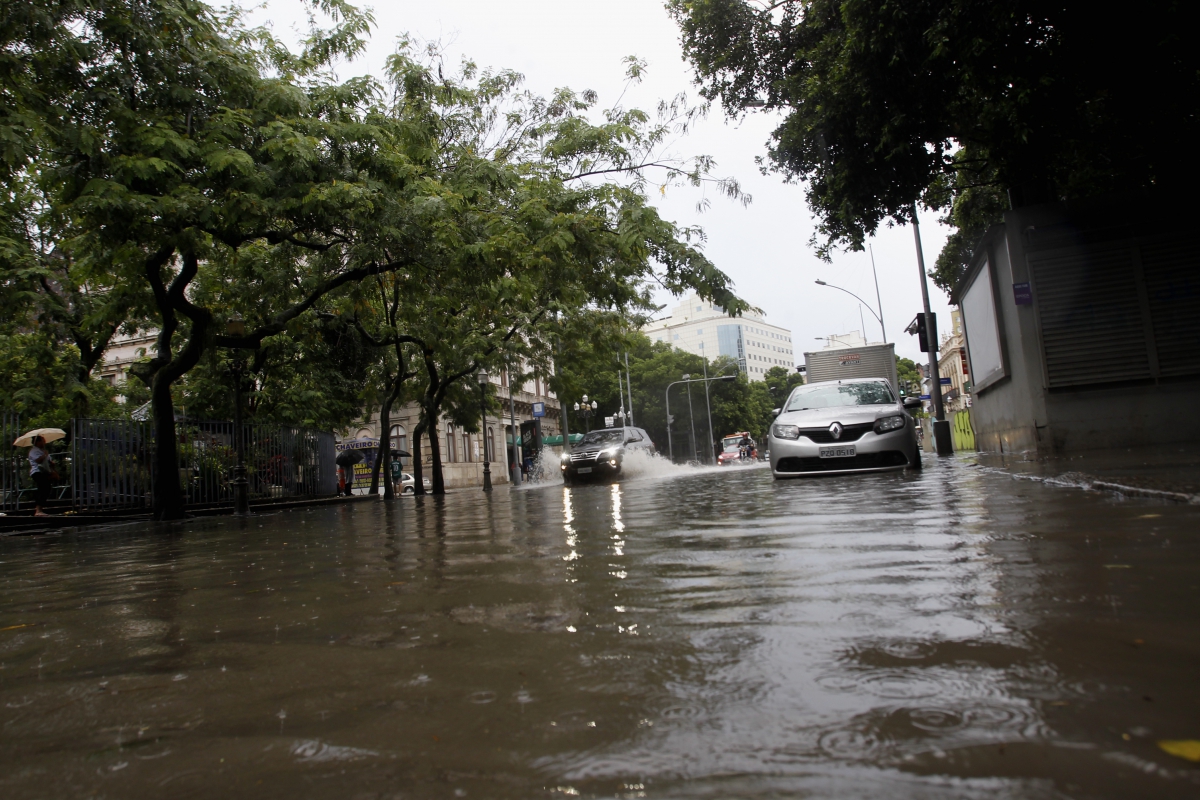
left=1, top=459, right=1199, bottom=798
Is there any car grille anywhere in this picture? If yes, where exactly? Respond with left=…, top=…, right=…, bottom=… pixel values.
left=775, top=451, right=909, bottom=473
left=570, top=451, right=598, bottom=462
left=796, top=422, right=875, bottom=443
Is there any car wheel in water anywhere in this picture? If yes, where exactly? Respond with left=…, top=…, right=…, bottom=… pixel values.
left=910, top=451, right=922, bottom=470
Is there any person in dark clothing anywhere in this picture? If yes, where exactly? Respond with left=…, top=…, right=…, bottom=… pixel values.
left=27, top=435, right=54, bottom=516
left=738, top=434, right=752, bottom=461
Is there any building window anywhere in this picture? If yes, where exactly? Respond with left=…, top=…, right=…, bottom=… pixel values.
left=390, top=425, right=407, bottom=457
left=486, top=427, right=495, bottom=463
left=446, top=425, right=457, bottom=462
left=673, top=334, right=680, bottom=340
left=463, top=431, right=472, bottom=462
left=696, top=328, right=702, bottom=335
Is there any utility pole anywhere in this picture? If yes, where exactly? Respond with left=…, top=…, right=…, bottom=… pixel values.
left=912, top=204, right=953, bottom=456
left=686, top=379, right=697, bottom=463
left=508, top=356, right=521, bottom=484
left=702, top=359, right=714, bottom=464
left=869, top=244, right=887, bottom=343
left=624, top=352, right=635, bottom=427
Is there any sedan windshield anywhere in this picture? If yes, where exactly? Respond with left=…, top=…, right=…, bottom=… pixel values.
left=786, top=382, right=895, bottom=410
left=580, top=430, right=623, bottom=446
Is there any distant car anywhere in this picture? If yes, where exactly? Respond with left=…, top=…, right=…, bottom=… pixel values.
left=399, top=472, right=432, bottom=494
left=769, top=378, right=921, bottom=477
left=717, top=432, right=757, bottom=465
left=561, top=427, right=655, bottom=484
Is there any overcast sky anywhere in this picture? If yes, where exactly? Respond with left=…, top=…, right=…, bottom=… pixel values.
left=238, top=0, right=955, bottom=365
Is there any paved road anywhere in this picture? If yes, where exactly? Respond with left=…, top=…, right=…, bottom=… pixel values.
left=1, top=456, right=1198, bottom=798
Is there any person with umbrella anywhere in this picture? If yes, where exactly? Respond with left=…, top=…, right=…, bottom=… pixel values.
left=335, top=448, right=363, bottom=496
left=14, top=427, right=65, bottom=516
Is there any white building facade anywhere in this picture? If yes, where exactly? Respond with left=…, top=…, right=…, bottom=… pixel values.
left=641, top=293, right=796, bottom=381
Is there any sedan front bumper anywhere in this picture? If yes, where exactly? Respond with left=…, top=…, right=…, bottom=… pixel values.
left=769, top=426, right=917, bottom=478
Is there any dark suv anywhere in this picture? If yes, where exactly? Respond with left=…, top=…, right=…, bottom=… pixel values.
left=560, top=427, right=654, bottom=484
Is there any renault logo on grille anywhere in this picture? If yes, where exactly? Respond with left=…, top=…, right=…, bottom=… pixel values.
left=829, top=422, right=843, bottom=440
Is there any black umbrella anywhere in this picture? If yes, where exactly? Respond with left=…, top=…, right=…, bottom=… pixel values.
left=335, top=449, right=365, bottom=467
left=392, top=449, right=411, bottom=458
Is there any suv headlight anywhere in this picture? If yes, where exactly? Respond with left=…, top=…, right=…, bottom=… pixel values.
left=772, top=424, right=800, bottom=440
left=560, top=453, right=571, bottom=462
left=874, top=415, right=906, bottom=434
left=599, top=447, right=620, bottom=458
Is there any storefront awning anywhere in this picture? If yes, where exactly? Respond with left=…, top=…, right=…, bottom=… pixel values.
left=504, top=433, right=584, bottom=447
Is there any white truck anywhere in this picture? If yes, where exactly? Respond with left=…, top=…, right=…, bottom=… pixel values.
left=803, top=343, right=899, bottom=394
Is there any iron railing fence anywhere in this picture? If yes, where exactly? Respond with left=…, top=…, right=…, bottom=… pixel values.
left=71, top=418, right=155, bottom=511
left=1, top=415, right=336, bottom=515
left=176, top=421, right=336, bottom=506
left=1, top=412, right=20, bottom=512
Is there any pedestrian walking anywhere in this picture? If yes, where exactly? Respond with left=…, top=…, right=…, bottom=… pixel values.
left=28, top=435, right=56, bottom=516
left=389, top=454, right=404, bottom=495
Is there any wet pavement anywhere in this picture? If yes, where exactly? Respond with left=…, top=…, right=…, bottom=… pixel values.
left=2, top=455, right=1199, bottom=798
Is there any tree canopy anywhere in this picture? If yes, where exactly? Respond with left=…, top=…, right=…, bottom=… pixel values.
left=1, top=0, right=750, bottom=513
left=669, top=0, right=1199, bottom=281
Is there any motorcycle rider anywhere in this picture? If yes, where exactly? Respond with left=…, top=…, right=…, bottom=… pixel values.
left=738, top=433, right=753, bottom=461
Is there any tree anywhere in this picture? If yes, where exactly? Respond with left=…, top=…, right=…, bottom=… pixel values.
left=669, top=0, right=1199, bottom=262
left=36, top=0, right=438, bottom=518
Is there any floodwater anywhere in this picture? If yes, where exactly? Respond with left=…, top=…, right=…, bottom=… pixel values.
left=2, top=456, right=1199, bottom=799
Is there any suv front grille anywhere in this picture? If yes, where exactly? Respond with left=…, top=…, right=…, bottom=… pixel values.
left=797, top=422, right=875, bottom=444
left=570, top=451, right=598, bottom=462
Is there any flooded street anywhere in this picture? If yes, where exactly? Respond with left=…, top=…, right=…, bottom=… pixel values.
left=2, top=457, right=1198, bottom=798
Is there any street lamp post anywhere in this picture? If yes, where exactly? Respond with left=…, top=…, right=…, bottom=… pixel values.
left=814, top=279, right=886, bottom=343
left=573, top=396, right=598, bottom=433
left=477, top=369, right=492, bottom=491
left=226, top=314, right=250, bottom=516
left=911, top=204, right=953, bottom=456
left=665, top=373, right=737, bottom=463
left=684, top=375, right=698, bottom=463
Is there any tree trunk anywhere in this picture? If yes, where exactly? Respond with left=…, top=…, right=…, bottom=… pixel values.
left=426, top=414, right=445, bottom=495
left=411, top=419, right=426, bottom=496
left=150, top=372, right=187, bottom=520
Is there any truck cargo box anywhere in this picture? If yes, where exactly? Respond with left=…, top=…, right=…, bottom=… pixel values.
left=804, top=344, right=898, bottom=393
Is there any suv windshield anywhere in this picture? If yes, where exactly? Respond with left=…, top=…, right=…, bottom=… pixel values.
left=580, top=430, right=623, bottom=446
left=786, top=382, right=896, bottom=410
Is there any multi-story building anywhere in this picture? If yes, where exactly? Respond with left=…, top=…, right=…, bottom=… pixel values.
left=641, top=292, right=796, bottom=381
left=95, top=330, right=157, bottom=392
left=937, top=308, right=970, bottom=413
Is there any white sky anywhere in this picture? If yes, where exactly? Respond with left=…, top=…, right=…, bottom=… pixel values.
left=238, top=0, right=955, bottom=364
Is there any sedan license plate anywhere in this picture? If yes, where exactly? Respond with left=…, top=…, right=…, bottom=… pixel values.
left=818, top=445, right=856, bottom=459
left=576, top=466, right=593, bottom=474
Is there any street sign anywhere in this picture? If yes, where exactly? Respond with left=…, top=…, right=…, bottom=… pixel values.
left=939, top=377, right=952, bottom=385
left=1013, top=282, right=1033, bottom=305
left=604, top=416, right=614, bottom=428
left=920, top=394, right=931, bottom=400
left=532, top=402, right=545, bottom=418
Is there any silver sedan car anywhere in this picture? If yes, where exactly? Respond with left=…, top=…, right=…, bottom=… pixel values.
left=768, top=378, right=922, bottom=477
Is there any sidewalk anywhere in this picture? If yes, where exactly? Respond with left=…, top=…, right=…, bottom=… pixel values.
left=974, top=444, right=1200, bottom=504
left=0, top=493, right=380, bottom=536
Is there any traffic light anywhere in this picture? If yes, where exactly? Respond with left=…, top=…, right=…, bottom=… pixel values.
left=906, top=313, right=937, bottom=353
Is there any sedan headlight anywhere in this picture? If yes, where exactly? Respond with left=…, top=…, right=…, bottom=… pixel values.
left=772, top=424, right=800, bottom=440
left=874, top=415, right=906, bottom=434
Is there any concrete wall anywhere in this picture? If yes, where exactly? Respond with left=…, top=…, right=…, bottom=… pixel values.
left=439, top=461, right=509, bottom=489
left=958, top=197, right=1200, bottom=455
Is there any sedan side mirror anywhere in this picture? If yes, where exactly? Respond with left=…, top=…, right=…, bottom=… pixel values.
left=772, top=407, right=782, bottom=417
left=903, top=396, right=921, bottom=409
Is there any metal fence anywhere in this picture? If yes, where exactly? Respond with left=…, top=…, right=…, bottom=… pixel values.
left=176, top=421, right=336, bottom=507
left=71, top=418, right=155, bottom=511
left=1, top=413, right=20, bottom=512
left=4, top=414, right=336, bottom=515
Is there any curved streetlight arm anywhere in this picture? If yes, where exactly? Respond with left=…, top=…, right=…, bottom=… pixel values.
left=815, top=280, right=886, bottom=342
left=816, top=281, right=883, bottom=326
